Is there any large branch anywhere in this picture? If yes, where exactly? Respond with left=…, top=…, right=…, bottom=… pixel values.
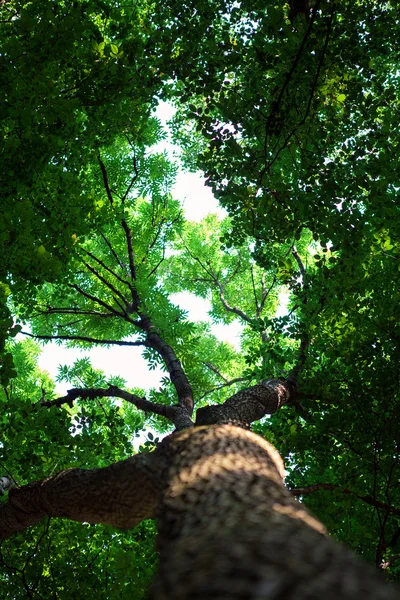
left=0, top=451, right=164, bottom=540
left=195, top=378, right=294, bottom=426
left=290, top=483, right=400, bottom=517
left=42, top=386, right=193, bottom=429
left=142, top=323, right=194, bottom=416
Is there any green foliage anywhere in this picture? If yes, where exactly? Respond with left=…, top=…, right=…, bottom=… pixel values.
left=1, top=0, right=400, bottom=593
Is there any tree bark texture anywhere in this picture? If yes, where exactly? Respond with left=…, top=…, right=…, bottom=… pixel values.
left=0, top=425, right=398, bottom=599
left=152, top=425, right=398, bottom=599
left=0, top=451, right=165, bottom=538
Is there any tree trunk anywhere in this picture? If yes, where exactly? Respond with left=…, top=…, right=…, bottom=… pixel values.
left=0, top=425, right=398, bottom=599
left=152, top=425, right=398, bottom=599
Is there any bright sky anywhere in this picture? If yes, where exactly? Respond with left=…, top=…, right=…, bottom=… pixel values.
left=37, top=103, right=242, bottom=394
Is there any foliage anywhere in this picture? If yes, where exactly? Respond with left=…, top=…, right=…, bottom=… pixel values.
left=0, top=0, right=399, bottom=595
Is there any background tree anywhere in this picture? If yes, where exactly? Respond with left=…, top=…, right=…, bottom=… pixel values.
left=1, top=0, right=399, bottom=597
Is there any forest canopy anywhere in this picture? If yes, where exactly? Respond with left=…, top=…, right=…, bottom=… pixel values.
left=0, top=0, right=399, bottom=598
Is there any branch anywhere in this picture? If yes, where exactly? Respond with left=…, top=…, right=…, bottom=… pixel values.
left=100, top=233, right=130, bottom=278
left=218, top=285, right=254, bottom=324
left=292, top=245, right=306, bottom=281
left=258, top=0, right=322, bottom=183
left=141, top=319, right=194, bottom=416
left=121, top=154, right=139, bottom=204
left=81, top=259, right=129, bottom=313
left=68, top=284, right=132, bottom=321
left=287, top=245, right=309, bottom=386
left=196, top=379, right=294, bottom=426
left=97, top=153, right=114, bottom=205
left=198, top=377, right=250, bottom=401
left=268, top=5, right=335, bottom=171
left=21, top=331, right=144, bottom=347
left=181, top=242, right=254, bottom=325
left=82, top=248, right=131, bottom=287
left=0, top=451, right=164, bottom=539
left=202, top=362, right=228, bottom=382
left=121, top=219, right=137, bottom=283
left=34, top=305, right=115, bottom=319
left=259, top=273, right=277, bottom=318
left=42, top=385, right=193, bottom=429
left=290, top=483, right=400, bottom=516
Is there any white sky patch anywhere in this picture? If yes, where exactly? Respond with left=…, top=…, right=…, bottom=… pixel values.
left=275, top=290, right=289, bottom=317
left=37, top=343, right=164, bottom=396
left=171, top=292, right=243, bottom=349
left=173, top=172, right=227, bottom=222
left=154, top=101, right=227, bottom=223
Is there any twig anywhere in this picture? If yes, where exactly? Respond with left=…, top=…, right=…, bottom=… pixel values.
left=82, top=248, right=130, bottom=287
left=81, top=259, right=129, bottom=313
left=101, top=233, right=129, bottom=277
left=290, top=483, right=400, bottom=516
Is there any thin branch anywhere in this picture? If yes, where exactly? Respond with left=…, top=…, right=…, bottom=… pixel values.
left=141, top=218, right=165, bottom=264
left=259, top=273, right=277, bottom=316
left=258, top=0, right=322, bottom=183
left=287, top=246, right=309, bottom=386
left=121, top=219, right=137, bottom=282
left=82, top=248, right=131, bottom=287
left=121, top=154, right=139, bottom=204
left=81, top=259, right=129, bottom=313
left=202, top=362, right=229, bottom=383
left=97, top=153, right=114, bottom=205
left=101, top=233, right=129, bottom=277
left=290, top=483, right=400, bottom=517
left=21, top=331, right=145, bottom=347
left=35, top=306, right=115, bottom=319
left=146, top=249, right=166, bottom=280
left=69, top=284, right=128, bottom=320
left=268, top=5, right=335, bottom=171
left=184, top=243, right=254, bottom=325
left=198, top=377, right=250, bottom=401
left=250, top=264, right=260, bottom=314
left=292, top=245, right=306, bottom=280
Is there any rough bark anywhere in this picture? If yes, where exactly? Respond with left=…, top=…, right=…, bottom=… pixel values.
left=152, top=425, right=398, bottom=599
left=0, top=451, right=165, bottom=539
left=195, top=379, right=294, bottom=426
left=0, top=425, right=398, bottom=599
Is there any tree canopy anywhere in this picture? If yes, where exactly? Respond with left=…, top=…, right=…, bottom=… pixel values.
left=0, top=0, right=399, bottom=597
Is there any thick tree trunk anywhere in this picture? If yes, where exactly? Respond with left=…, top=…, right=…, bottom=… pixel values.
left=152, top=425, right=398, bottom=600
left=0, top=425, right=398, bottom=599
